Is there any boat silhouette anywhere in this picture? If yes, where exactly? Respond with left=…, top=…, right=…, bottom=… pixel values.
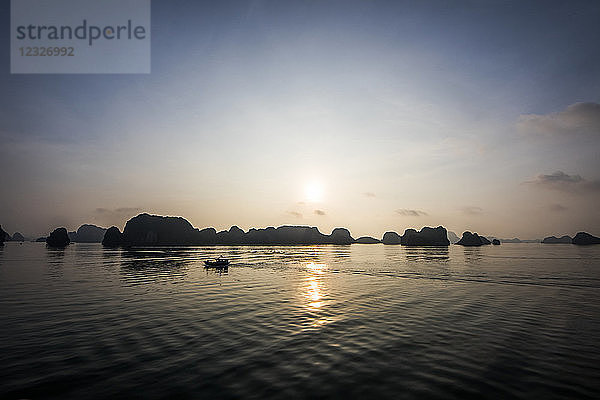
left=204, top=257, right=230, bottom=267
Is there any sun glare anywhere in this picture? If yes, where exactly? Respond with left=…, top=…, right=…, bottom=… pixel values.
left=304, top=181, right=324, bottom=202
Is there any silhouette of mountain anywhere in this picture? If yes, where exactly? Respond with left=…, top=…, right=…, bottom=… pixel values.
left=35, top=237, right=46, bottom=242
left=100, top=214, right=467, bottom=247
left=382, top=231, right=401, bottom=245
left=400, top=227, right=450, bottom=246
left=11, top=232, right=25, bottom=242
left=71, top=224, right=107, bottom=243
left=122, top=214, right=199, bottom=245
left=0, top=225, right=6, bottom=245
left=447, top=231, right=460, bottom=244
left=197, top=227, right=218, bottom=244
left=500, top=238, right=522, bottom=243
left=542, top=235, right=572, bottom=244
left=572, top=232, right=600, bottom=245
left=104, top=214, right=357, bottom=246
left=456, top=231, right=491, bottom=246
left=46, top=228, right=70, bottom=247
left=499, top=238, right=541, bottom=243
left=330, top=228, right=354, bottom=245
left=492, top=239, right=501, bottom=245
left=215, top=225, right=245, bottom=244
left=102, top=226, right=123, bottom=247
left=355, top=236, right=381, bottom=244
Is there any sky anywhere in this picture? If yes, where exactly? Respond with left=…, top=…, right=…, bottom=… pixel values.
left=1, top=0, right=599, bottom=239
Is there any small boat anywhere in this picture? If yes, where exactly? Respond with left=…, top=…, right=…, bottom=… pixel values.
left=204, top=257, right=230, bottom=267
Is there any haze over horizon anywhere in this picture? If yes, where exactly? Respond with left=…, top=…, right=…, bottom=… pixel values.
left=1, top=0, right=599, bottom=239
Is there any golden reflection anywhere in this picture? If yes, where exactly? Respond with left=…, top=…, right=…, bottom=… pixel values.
left=302, top=262, right=334, bottom=329
left=307, top=277, right=321, bottom=304
left=306, top=262, right=326, bottom=274
left=304, top=263, right=326, bottom=311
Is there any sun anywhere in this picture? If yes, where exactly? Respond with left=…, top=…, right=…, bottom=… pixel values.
left=304, top=180, right=324, bottom=203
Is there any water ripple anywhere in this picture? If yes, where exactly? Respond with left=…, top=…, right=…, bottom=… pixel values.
left=1, top=243, right=600, bottom=399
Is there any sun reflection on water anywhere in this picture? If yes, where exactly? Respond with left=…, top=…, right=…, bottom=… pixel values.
left=302, top=262, right=335, bottom=329
left=306, top=262, right=326, bottom=274
left=306, top=276, right=323, bottom=309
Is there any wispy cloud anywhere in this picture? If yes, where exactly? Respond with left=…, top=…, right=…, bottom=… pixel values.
left=517, top=102, right=600, bottom=137
left=461, top=206, right=483, bottom=215
left=531, top=171, right=583, bottom=184
left=396, top=209, right=428, bottom=217
left=525, top=171, right=600, bottom=193
left=114, top=207, right=142, bottom=213
left=287, top=211, right=302, bottom=218
left=314, top=209, right=326, bottom=216
left=363, top=192, right=376, bottom=198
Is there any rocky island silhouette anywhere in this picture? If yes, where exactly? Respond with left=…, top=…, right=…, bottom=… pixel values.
left=96, top=213, right=456, bottom=247
left=0, top=225, right=7, bottom=246
left=456, top=231, right=492, bottom=246
left=4, top=213, right=600, bottom=248
left=542, top=235, right=573, bottom=244
left=46, top=227, right=70, bottom=248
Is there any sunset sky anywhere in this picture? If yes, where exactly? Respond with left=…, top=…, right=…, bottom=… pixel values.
left=1, top=0, right=599, bottom=239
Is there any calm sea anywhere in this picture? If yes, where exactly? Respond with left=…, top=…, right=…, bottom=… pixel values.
left=1, top=242, right=600, bottom=399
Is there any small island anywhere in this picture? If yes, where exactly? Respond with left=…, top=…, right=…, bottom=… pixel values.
left=542, top=235, right=572, bottom=244
left=400, top=227, right=450, bottom=246
left=456, top=231, right=491, bottom=247
left=572, top=232, right=600, bottom=245
left=46, top=228, right=70, bottom=248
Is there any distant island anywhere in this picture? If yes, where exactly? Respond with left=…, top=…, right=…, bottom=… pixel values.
left=572, top=232, right=600, bottom=245
left=98, top=214, right=455, bottom=247
left=542, top=235, right=572, bottom=244
left=447, top=231, right=460, bottom=244
left=3, top=213, right=600, bottom=248
left=46, top=228, right=70, bottom=247
left=541, top=233, right=600, bottom=245
left=1, top=224, right=106, bottom=245
left=456, top=231, right=491, bottom=246
left=498, top=238, right=541, bottom=243
left=68, top=224, right=107, bottom=243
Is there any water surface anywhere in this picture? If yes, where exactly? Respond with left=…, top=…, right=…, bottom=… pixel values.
left=1, top=243, right=599, bottom=399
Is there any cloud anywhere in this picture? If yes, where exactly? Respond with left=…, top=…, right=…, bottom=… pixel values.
left=396, top=209, right=428, bottom=217
left=114, top=207, right=142, bottom=213
left=532, top=171, right=583, bottom=184
left=525, top=171, right=600, bottom=193
left=517, top=102, right=600, bottom=137
left=314, top=209, right=326, bottom=216
left=287, top=211, right=302, bottom=218
left=363, top=192, right=376, bottom=198
left=549, top=204, right=567, bottom=212
left=461, top=206, right=483, bottom=215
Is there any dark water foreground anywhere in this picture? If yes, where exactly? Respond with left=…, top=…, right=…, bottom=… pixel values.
left=1, top=243, right=599, bottom=399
